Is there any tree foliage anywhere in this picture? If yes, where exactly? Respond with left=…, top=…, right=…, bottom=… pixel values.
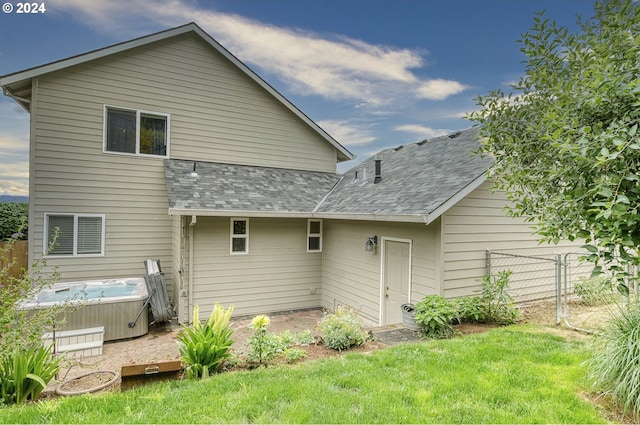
left=469, top=0, right=640, bottom=286
left=0, top=202, right=28, bottom=240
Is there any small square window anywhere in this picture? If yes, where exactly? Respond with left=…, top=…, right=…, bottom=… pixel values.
left=230, top=218, right=249, bottom=255
left=307, top=219, right=322, bottom=252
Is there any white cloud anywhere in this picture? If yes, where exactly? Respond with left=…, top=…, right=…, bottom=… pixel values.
left=0, top=134, right=28, bottom=155
left=317, top=120, right=376, bottom=147
left=417, top=79, right=467, bottom=100
left=0, top=180, right=29, bottom=196
left=47, top=0, right=466, bottom=106
left=0, top=99, right=30, bottom=195
left=394, top=124, right=452, bottom=139
left=0, top=160, right=29, bottom=195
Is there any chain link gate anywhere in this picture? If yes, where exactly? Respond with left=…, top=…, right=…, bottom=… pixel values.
left=486, top=250, right=620, bottom=333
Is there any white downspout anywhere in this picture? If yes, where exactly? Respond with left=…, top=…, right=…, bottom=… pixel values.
left=188, top=215, right=196, bottom=323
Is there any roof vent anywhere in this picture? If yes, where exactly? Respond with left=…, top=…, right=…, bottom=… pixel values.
left=190, top=162, right=198, bottom=177
left=374, top=157, right=382, bottom=184
left=417, top=139, right=428, bottom=146
left=393, top=145, right=404, bottom=151
left=448, top=131, right=462, bottom=139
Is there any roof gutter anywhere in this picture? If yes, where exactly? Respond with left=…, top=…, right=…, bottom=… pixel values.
left=168, top=208, right=430, bottom=223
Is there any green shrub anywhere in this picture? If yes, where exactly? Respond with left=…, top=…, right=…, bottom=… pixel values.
left=414, top=295, right=458, bottom=339
left=177, top=303, right=235, bottom=379
left=587, top=299, right=640, bottom=415
left=0, top=203, right=28, bottom=240
left=282, top=347, right=307, bottom=363
left=245, top=315, right=310, bottom=366
left=1, top=226, right=80, bottom=364
left=295, top=330, right=314, bottom=345
left=0, top=345, right=59, bottom=405
left=457, top=296, right=487, bottom=323
left=479, top=270, right=521, bottom=324
left=457, top=270, right=521, bottom=325
left=317, top=307, right=369, bottom=350
left=574, top=276, right=615, bottom=306
left=246, top=315, right=280, bottom=367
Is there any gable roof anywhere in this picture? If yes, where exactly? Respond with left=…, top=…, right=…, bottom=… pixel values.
left=315, top=127, right=494, bottom=223
left=0, top=22, right=353, bottom=162
left=165, top=159, right=341, bottom=217
left=164, top=127, right=494, bottom=224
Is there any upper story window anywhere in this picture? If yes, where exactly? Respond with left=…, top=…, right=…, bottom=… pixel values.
left=307, top=219, right=322, bottom=252
left=230, top=218, right=249, bottom=255
left=45, top=213, right=105, bottom=257
left=104, top=106, right=169, bottom=157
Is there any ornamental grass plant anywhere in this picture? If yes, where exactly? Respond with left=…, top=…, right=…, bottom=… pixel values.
left=587, top=298, right=640, bottom=417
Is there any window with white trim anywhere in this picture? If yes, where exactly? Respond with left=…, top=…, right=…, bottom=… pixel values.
left=230, top=218, right=249, bottom=255
left=45, top=214, right=105, bottom=256
left=307, top=219, right=322, bottom=252
left=104, top=106, right=169, bottom=157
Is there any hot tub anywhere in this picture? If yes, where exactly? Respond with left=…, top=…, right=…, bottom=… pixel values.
left=22, top=277, right=149, bottom=341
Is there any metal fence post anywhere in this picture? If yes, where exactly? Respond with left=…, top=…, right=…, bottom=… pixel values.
left=486, top=250, right=491, bottom=277
left=556, top=254, right=563, bottom=325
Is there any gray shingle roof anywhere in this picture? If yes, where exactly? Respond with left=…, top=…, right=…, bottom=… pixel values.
left=164, top=127, right=493, bottom=222
left=315, top=127, right=494, bottom=220
left=165, top=159, right=341, bottom=214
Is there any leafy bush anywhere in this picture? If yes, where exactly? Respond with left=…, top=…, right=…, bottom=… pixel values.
left=414, top=295, right=459, bottom=339
left=587, top=299, right=640, bottom=415
left=0, top=203, right=28, bottom=240
left=245, top=315, right=309, bottom=366
left=0, top=227, right=80, bottom=364
left=457, top=296, right=487, bottom=323
left=0, top=345, right=59, bottom=405
left=317, top=307, right=369, bottom=350
left=295, top=330, right=314, bottom=345
left=177, top=303, right=235, bottom=379
left=574, top=276, right=615, bottom=306
left=457, top=270, right=521, bottom=325
left=246, top=315, right=278, bottom=366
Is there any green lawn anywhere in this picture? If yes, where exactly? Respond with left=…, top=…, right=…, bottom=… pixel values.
left=0, top=325, right=609, bottom=424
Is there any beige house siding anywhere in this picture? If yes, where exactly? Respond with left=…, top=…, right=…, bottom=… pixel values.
left=27, top=32, right=340, bottom=302
left=30, top=74, right=174, bottom=291
left=321, top=220, right=438, bottom=326
left=441, top=181, right=583, bottom=299
left=188, top=217, right=323, bottom=320
left=171, top=216, right=185, bottom=320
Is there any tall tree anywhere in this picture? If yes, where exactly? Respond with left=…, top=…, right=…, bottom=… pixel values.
left=469, top=0, right=640, bottom=288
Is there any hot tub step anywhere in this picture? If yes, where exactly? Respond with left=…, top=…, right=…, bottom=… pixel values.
left=42, top=326, right=105, bottom=358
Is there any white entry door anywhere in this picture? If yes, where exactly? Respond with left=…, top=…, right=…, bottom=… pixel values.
left=382, top=239, right=411, bottom=325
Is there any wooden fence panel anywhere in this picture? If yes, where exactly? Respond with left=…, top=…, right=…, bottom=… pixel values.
left=0, top=240, right=29, bottom=282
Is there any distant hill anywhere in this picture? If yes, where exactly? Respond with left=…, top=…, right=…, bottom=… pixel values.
left=0, top=195, right=28, bottom=203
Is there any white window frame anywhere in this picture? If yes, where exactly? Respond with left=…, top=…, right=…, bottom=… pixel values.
left=103, top=105, right=170, bottom=158
left=43, top=213, right=106, bottom=257
left=230, top=218, right=249, bottom=255
left=307, top=219, right=323, bottom=252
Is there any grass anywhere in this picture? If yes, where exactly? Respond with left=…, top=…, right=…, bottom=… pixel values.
left=0, top=325, right=608, bottom=424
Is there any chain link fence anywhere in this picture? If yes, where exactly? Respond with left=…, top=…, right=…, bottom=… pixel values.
left=486, top=249, right=629, bottom=333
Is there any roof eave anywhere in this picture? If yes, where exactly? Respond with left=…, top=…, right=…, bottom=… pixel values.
left=0, top=22, right=354, bottom=161
left=168, top=208, right=313, bottom=218
left=423, top=171, right=489, bottom=224
left=168, top=208, right=430, bottom=223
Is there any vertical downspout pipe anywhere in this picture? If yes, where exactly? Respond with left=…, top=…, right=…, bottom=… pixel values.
left=188, top=215, right=196, bottom=323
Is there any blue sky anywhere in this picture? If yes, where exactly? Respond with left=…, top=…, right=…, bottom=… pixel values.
left=0, top=0, right=597, bottom=195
